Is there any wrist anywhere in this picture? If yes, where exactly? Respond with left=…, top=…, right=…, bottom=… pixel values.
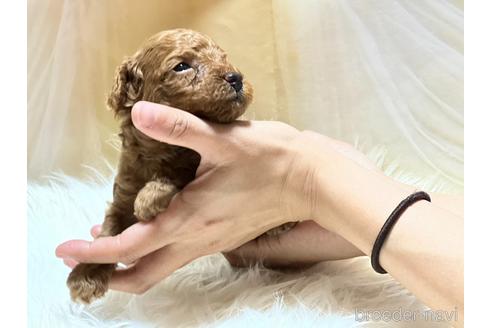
left=280, top=131, right=328, bottom=221
left=288, top=131, right=416, bottom=255
left=313, top=155, right=415, bottom=255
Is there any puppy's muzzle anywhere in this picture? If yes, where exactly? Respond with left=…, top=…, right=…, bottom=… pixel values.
left=224, top=72, right=243, bottom=92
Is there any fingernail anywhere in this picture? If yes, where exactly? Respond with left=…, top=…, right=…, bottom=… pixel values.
left=55, top=241, right=76, bottom=258
left=133, top=101, right=156, bottom=128
left=55, top=245, right=65, bottom=258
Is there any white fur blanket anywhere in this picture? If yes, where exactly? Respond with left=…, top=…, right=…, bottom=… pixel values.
left=28, top=159, right=455, bottom=327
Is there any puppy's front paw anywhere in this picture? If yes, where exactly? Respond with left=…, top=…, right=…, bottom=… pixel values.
left=67, top=263, right=115, bottom=304
left=134, top=180, right=177, bottom=221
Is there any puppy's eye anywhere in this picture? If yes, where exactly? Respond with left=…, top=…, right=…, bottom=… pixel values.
left=173, top=62, right=192, bottom=72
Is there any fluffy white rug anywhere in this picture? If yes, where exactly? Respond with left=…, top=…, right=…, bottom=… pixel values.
left=28, top=155, right=456, bottom=327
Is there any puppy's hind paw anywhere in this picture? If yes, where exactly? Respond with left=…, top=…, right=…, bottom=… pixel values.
left=67, top=263, right=115, bottom=304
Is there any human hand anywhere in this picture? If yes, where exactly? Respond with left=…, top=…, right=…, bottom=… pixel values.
left=224, top=220, right=364, bottom=269
left=56, top=101, right=318, bottom=293
left=220, top=137, right=379, bottom=269
left=63, top=221, right=364, bottom=270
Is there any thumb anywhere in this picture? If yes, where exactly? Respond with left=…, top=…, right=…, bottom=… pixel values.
left=223, top=235, right=285, bottom=268
left=131, top=101, right=221, bottom=158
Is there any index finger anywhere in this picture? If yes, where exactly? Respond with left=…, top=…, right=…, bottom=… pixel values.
left=55, top=220, right=165, bottom=264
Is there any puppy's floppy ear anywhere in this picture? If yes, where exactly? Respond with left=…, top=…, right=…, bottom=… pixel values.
left=106, top=57, right=144, bottom=116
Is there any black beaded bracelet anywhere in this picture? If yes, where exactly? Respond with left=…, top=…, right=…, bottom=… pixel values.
left=371, top=191, right=431, bottom=274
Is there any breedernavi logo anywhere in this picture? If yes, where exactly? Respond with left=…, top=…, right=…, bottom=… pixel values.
left=354, top=307, right=459, bottom=322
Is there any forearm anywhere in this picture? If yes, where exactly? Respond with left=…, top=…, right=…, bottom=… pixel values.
left=301, top=139, right=463, bottom=322
left=429, top=193, right=463, bottom=217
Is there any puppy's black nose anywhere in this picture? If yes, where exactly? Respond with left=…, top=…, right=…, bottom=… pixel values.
left=224, top=72, right=243, bottom=92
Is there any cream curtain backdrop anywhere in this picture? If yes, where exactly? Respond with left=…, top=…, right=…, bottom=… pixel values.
left=28, top=0, right=463, bottom=191
left=27, top=0, right=463, bottom=327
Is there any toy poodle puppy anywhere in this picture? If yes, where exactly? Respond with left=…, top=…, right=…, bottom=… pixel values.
left=67, top=28, right=293, bottom=304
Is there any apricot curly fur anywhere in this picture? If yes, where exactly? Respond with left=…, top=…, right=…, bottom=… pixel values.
left=67, top=29, right=253, bottom=303
left=68, top=29, right=295, bottom=303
